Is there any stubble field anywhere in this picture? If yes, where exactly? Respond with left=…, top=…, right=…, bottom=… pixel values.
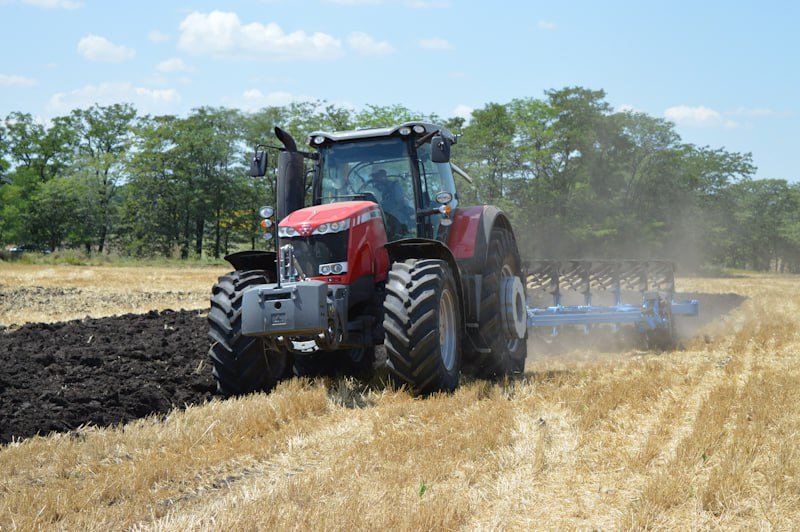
left=0, top=264, right=798, bottom=529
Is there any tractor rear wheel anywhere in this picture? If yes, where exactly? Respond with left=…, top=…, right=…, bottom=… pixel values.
left=384, top=259, right=461, bottom=395
left=208, top=270, right=290, bottom=397
left=466, top=227, right=528, bottom=378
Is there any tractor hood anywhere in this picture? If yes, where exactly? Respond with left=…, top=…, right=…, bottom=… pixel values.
left=279, top=201, right=379, bottom=234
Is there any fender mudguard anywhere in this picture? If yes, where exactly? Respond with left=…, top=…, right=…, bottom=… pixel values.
left=448, top=205, right=517, bottom=275
left=224, top=250, right=277, bottom=281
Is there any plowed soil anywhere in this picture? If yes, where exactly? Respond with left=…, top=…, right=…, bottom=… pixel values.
left=0, top=310, right=214, bottom=444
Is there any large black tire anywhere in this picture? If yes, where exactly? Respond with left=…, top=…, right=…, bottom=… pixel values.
left=465, top=227, right=528, bottom=378
left=208, top=270, right=290, bottom=397
left=384, top=259, right=461, bottom=395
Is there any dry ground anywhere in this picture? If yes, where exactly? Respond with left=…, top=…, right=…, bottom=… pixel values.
left=1, top=265, right=799, bottom=529
left=0, top=264, right=228, bottom=326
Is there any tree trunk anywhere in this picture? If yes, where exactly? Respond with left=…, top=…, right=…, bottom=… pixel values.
left=194, top=217, right=204, bottom=257
left=214, top=214, right=221, bottom=259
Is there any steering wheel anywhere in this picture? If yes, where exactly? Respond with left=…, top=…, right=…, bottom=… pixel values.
left=346, top=167, right=371, bottom=193
left=355, top=179, right=375, bottom=194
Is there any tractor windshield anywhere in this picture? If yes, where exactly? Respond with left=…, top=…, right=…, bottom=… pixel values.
left=318, top=138, right=417, bottom=240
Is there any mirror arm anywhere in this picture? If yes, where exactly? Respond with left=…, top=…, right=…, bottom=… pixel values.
left=451, top=162, right=473, bottom=184
left=254, top=143, right=284, bottom=153
left=253, top=144, right=318, bottom=159
left=414, top=129, right=440, bottom=148
left=298, top=150, right=319, bottom=160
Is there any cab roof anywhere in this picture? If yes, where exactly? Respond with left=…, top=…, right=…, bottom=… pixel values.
left=307, top=122, right=456, bottom=147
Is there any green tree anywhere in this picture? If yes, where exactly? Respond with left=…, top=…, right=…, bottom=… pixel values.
left=66, top=104, right=138, bottom=253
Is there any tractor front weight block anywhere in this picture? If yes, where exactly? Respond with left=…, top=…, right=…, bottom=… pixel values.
left=242, top=280, right=330, bottom=337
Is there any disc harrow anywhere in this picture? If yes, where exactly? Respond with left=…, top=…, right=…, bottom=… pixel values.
left=524, top=260, right=698, bottom=346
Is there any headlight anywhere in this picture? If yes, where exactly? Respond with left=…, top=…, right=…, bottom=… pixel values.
left=319, top=262, right=347, bottom=275
left=399, top=126, right=411, bottom=135
left=412, top=125, right=425, bottom=134
left=312, top=218, right=349, bottom=235
left=278, top=226, right=298, bottom=238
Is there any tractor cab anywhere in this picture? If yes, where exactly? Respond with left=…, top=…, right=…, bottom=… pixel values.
left=309, top=123, right=459, bottom=242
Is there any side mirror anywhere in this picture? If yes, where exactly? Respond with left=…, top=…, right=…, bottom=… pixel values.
left=250, top=151, right=268, bottom=177
left=430, top=135, right=451, bottom=163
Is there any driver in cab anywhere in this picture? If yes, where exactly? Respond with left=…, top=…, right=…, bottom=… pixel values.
left=368, top=168, right=415, bottom=240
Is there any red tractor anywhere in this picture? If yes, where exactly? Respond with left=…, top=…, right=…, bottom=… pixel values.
left=208, top=123, right=529, bottom=396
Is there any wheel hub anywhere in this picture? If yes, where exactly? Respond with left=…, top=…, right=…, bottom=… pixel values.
left=438, top=288, right=457, bottom=371
left=500, top=273, right=527, bottom=341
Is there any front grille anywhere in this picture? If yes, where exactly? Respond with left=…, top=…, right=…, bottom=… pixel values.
left=283, top=231, right=348, bottom=277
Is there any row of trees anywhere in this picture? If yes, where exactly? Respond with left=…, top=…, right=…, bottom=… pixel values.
left=1, top=88, right=798, bottom=271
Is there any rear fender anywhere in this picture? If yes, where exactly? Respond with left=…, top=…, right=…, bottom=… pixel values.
left=224, top=250, right=277, bottom=281
left=449, top=206, right=516, bottom=274
left=447, top=206, right=519, bottom=325
left=385, top=238, right=466, bottom=335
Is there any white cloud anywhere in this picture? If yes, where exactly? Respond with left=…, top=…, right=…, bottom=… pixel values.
left=77, top=35, right=136, bottom=63
left=418, top=37, right=453, bottom=50
left=615, top=104, right=639, bottom=113
left=0, top=74, right=38, bottom=87
left=156, top=58, right=192, bottom=73
left=233, top=89, right=315, bottom=111
left=727, top=107, right=775, bottom=118
left=134, top=87, right=181, bottom=103
left=48, top=82, right=180, bottom=114
left=327, top=0, right=382, bottom=4
left=148, top=30, right=170, bottom=43
left=347, top=32, right=394, bottom=55
left=178, top=11, right=342, bottom=60
left=23, top=0, right=82, bottom=9
left=452, top=104, right=473, bottom=121
left=537, top=19, right=557, bottom=30
left=664, top=105, right=737, bottom=129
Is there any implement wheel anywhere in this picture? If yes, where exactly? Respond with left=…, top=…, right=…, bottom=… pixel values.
left=208, top=270, right=290, bottom=397
left=645, top=297, right=676, bottom=350
left=466, top=227, right=528, bottom=378
left=383, top=259, right=461, bottom=395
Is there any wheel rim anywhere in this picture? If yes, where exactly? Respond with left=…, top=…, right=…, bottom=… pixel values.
left=501, top=264, right=520, bottom=351
left=439, top=287, right=457, bottom=371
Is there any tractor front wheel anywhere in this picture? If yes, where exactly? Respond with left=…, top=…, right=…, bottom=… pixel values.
left=208, top=270, right=290, bottom=397
left=384, top=259, right=461, bottom=395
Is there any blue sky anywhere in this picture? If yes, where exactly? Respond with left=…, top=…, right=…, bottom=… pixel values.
left=1, top=0, right=798, bottom=181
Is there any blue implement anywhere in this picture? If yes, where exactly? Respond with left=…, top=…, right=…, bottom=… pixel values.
left=524, top=261, right=698, bottom=341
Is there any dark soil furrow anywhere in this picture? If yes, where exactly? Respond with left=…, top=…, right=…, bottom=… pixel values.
left=0, top=309, right=214, bottom=444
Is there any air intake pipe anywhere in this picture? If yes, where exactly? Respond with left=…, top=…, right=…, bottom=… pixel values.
left=275, top=126, right=306, bottom=221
